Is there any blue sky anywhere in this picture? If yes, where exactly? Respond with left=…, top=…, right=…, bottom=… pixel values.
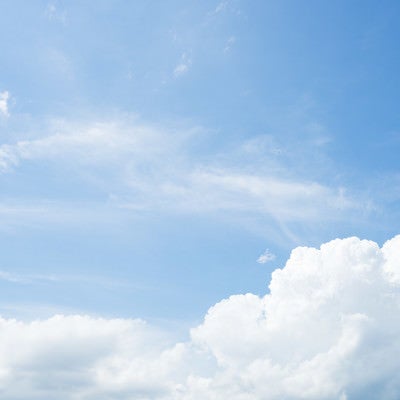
left=3, top=2, right=400, bottom=399
left=1, top=0, right=400, bottom=327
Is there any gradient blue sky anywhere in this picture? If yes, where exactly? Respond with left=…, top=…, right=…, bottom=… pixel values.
left=0, top=0, right=399, bottom=325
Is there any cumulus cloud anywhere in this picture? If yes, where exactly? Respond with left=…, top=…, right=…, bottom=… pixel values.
left=1, top=235, right=400, bottom=399
left=0, top=91, right=10, bottom=117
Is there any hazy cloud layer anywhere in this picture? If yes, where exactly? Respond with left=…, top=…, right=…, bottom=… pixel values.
left=1, top=235, right=400, bottom=399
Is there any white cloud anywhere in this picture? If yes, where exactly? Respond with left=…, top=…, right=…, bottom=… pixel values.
left=257, top=248, right=275, bottom=264
left=45, top=2, right=67, bottom=24
left=0, top=268, right=141, bottom=290
left=0, top=270, right=26, bottom=283
left=186, top=170, right=354, bottom=220
left=46, top=48, right=74, bottom=79
left=0, top=91, right=10, bottom=117
left=174, top=63, right=188, bottom=76
left=214, top=1, right=229, bottom=14
left=224, top=35, right=236, bottom=53
left=45, top=2, right=57, bottom=19
left=1, top=235, right=400, bottom=398
left=174, top=53, right=192, bottom=77
left=0, top=118, right=189, bottom=172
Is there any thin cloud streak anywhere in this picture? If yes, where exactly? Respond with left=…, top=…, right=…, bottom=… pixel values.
left=0, top=269, right=149, bottom=290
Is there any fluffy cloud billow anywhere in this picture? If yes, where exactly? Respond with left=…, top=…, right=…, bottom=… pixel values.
left=2, top=235, right=400, bottom=399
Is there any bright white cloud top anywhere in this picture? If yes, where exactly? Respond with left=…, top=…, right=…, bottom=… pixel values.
left=1, top=235, right=400, bottom=399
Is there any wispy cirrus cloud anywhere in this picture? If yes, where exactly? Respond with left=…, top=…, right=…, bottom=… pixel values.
left=0, top=114, right=369, bottom=243
left=0, top=268, right=142, bottom=290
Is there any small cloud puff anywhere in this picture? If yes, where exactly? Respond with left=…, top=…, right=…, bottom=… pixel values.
left=0, top=91, right=10, bottom=117
left=214, top=0, right=229, bottom=14
left=174, top=63, right=188, bottom=76
left=224, top=36, right=236, bottom=53
left=45, top=1, right=67, bottom=24
left=2, top=235, right=400, bottom=398
left=174, top=53, right=192, bottom=78
left=257, top=248, right=275, bottom=264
